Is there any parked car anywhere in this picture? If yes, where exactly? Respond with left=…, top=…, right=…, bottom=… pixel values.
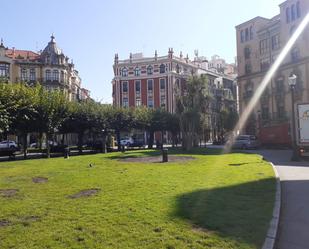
left=232, top=135, right=259, bottom=149
left=0, top=140, right=18, bottom=150
left=128, top=140, right=145, bottom=148
left=120, top=137, right=134, bottom=146
left=30, top=141, right=58, bottom=148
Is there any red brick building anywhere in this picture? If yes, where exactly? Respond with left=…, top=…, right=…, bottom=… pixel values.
left=112, top=49, right=237, bottom=143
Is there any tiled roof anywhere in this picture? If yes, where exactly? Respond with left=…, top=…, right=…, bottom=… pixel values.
left=5, top=49, right=40, bottom=60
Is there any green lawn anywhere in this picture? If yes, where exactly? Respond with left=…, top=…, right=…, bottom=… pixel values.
left=0, top=149, right=275, bottom=249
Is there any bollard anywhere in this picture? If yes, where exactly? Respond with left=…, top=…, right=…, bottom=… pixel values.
left=121, top=145, right=125, bottom=153
left=162, top=148, right=168, bottom=163
left=64, top=147, right=70, bottom=159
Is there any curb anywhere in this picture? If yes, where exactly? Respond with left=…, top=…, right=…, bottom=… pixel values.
left=262, top=162, right=281, bottom=249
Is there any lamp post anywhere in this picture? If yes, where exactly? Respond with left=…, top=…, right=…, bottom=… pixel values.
left=288, top=74, right=300, bottom=161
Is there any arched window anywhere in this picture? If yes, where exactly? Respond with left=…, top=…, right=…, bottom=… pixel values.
left=296, top=1, right=301, bottom=18
left=53, top=70, right=59, bottom=81
left=286, top=7, right=290, bottom=23
left=176, top=64, right=181, bottom=73
left=121, top=67, right=128, bottom=77
left=134, top=67, right=140, bottom=76
left=291, top=4, right=296, bottom=21
left=45, top=69, right=51, bottom=81
left=159, top=64, right=166, bottom=74
left=147, top=65, right=153, bottom=75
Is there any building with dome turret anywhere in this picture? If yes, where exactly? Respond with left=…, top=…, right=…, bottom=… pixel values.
left=0, top=35, right=90, bottom=101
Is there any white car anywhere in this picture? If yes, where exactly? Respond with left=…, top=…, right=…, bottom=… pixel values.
left=232, top=135, right=260, bottom=149
left=0, top=141, right=18, bottom=150
left=120, top=138, right=134, bottom=146
left=30, top=141, right=58, bottom=148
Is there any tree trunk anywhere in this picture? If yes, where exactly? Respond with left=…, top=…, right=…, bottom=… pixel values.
left=39, top=132, right=43, bottom=150
left=23, top=133, right=27, bottom=159
left=78, top=132, right=84, bottom=154
left=116, top=130, right=121, bottom=151
left=148, top=130, right=154, bottom=149
left=46, top=133, right=51, bottom=158
left=102, top=133, right=107, bottom=154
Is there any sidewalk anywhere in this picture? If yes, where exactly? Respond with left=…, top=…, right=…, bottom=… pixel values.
left=257, top=150, right=309, bottom=249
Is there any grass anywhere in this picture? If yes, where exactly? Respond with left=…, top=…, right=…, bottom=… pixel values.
left=0, top=148, right=275, bottom=249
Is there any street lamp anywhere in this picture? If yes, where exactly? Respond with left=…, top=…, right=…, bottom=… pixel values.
left=288, top=74, right=300, bottom=161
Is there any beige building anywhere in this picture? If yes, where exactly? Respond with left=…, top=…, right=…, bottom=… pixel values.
left=0, top=35, right=90, bottom=101
left=236, top=0, right=309, bottom=146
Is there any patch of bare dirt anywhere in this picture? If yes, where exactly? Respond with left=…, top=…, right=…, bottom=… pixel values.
left=32, top=177, right=48, bottom=183
left=69, top=188, right=101, bottom=199
left=0, top=219, right=10, bottom=227
left=0, top=189, right=18, bottom=197
left=120, top=155, right=195, bottom=163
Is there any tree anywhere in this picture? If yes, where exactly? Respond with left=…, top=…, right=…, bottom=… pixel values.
left=61, top=100, right=99, bottom=154
left=34, top=87, right=69, bottom=158
left=108, top=107, right=134, bottom=151
left=9, top=84, right=38, bottom=159
left=0, top=83, right=15, bottom=135
left=176, top=75, right=212, bottom=150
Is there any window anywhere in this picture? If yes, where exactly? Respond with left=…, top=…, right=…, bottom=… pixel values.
left=261, top=106, right=269, bottom=120
left=275, top=77, right=285, bottom=92
left=29, top=68, right=36, bottom=81
left=159, top=64, right=166, bottom=74
left=0, top=63, right=9, bottom=78
left=45, top=70, right=51, bottom=81
left=245, top=28, right=249, bottom=41
left=134, top=67, right=140, bottom=76
left=291, top=4, right=296, bottom=21
left=122, top=81, right=128, bottom=93
left=121, top=67, right=128, bottom=77
left=135, top=80, right=141, bottom=93
left=147, top=97, right=153, bottom=108
left=135, top=98, right=141, bottom=107
left=147, top=79, right=153, bottom=92
left=147, top=65, right=153, bottom=75
left=278, top=105, right=285, bottom=119
left=260, top=39, right=269, bottom=55
left=244, top=47, right=251, bottom=59
left=286, top=7, right=290, bottom=23
left=60, top=71, right=64, bottom=82
left=249, top=26, right=253, bottom=40
left=291, top=47, right=300, bottom=62
left=271, top=35, right=280, bottom=50
left=245, top=64, right=252, bottom=74
left=160, top=78, right=166, bottom=90
left=240, top=30, right=245, bottom=43
left=176, top=64, right=180, bottom=73
left=21, top=68, right=27, bottom=81
left=260, top=58, right=270, bottom=71
left=297, top=1, right=301, bottom=18
left=52, top=70, right=59, bottom=81
left=160, top=96, right=166, bottom=108
left=123, top=97, right=128, bottom=108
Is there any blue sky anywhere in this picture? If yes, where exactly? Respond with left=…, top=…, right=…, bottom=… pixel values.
left=1, top=0, right=282, bottom=103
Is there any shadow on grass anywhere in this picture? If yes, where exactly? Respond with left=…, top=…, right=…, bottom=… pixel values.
left=107, top=147, right=223, bottom=160
left=173, top=178, right=275, bottom=247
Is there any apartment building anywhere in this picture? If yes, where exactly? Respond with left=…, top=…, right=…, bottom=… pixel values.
left=0, top=35, right=90, bottom=101
left=236, top=0, right=309, bottom=146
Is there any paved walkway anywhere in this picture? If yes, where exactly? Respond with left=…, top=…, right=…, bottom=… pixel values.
left=257, top=150, right=309, bottom=249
